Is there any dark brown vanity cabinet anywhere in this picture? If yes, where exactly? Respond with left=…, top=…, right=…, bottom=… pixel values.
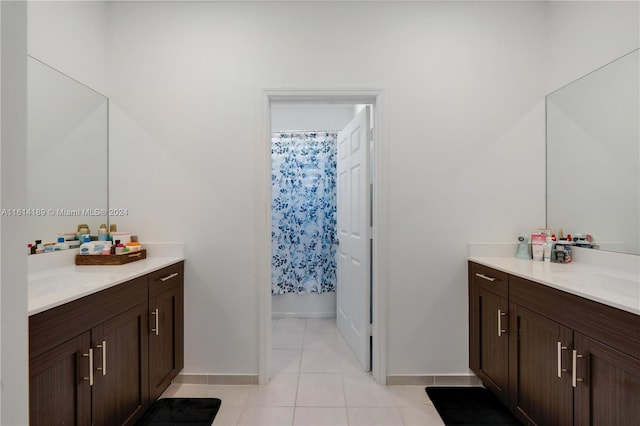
left=148, top=263, right=184, bottom=401
left=469, top=261, right=640, bottom=426
left=468, top=263, right=510, bottom=405
left=91, top=302, right=149, bottom=426
left=573, top=333, right=640, bottom=425
left=508, top=302, right=573, bottom=425
left=29, top=261, right=184, bottom=426
left=29, top=331, right=92, bottom=425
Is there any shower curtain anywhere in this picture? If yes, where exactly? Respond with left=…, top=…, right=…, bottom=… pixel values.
left=271, top=132, right=337, bottom=295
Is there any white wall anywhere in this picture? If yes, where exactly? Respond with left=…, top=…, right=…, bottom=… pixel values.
left=27, top=1, right=109, bottom=95
left=1, top=1, right=28, bottom=423
left=273, top=293, right=337, bottom=319
left=271, top=104, right=355, bottom=132
left=107, top=0, right=547, bottom=376
left=545, top=0, right=640, bottom=92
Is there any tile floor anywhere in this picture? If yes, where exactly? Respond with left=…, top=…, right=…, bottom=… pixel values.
left=161, top=317, right=445, bottom=425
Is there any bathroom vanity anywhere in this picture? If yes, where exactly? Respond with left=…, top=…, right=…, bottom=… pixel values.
left=28, top=256, right=184, bottom=426
left=469, top=258, right=640, bottom=426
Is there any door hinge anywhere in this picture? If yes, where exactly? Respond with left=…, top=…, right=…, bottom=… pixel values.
left=368, top=128, right=374, bottom=143
left=367, top=323, right=373, bottom=337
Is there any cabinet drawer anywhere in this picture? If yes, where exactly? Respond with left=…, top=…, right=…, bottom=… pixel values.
left=469, top=262, right=508, bottom=297
left=149, top=262, right=183, bottom=297
left=510, top=275, right=640, bottom=360
left=29, top=276, right=148, bottom=360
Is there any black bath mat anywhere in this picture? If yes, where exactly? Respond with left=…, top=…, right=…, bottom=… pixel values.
left=425, top=387, right=522, bottom=425
left=135, top=398, right=221, bottom=425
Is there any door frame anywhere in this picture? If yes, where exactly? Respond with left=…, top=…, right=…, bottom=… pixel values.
left=257, top=88, right=389, bottom=385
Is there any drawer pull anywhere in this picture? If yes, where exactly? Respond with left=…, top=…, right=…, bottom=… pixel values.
left=572, top=350, right=584, bottom=387
left=151, top=308, right=159, bottom=336
left=82, top=349, right=94, bottom=386
left=96, top=340, right=107, bottom=376
left=159, top=272, right=179, bottom=282
left=497, top=309, right=507, bottom=337
left=557, top=342, right=568, bottom=377
left=475, top=273, right=496, bottom=282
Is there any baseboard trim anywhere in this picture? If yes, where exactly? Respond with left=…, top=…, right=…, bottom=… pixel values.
left=173, top=374, right=259, bottom=385
left=386, top=374, right=482, bottom=386
left=272, top=311, right=336, bottom=319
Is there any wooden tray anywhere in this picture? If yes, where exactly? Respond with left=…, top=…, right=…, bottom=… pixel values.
left=76, top=249, right=147, bottom=265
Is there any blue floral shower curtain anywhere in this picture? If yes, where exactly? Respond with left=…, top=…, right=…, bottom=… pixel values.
left=271, top=132, right=337, bottom=295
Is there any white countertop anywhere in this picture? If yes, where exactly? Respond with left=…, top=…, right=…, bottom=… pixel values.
left=28, top=242, right=184, bottom=316
left=469, top=256, right=640, bottom=316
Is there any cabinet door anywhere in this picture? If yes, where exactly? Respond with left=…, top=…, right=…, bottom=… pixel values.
left=149, top=271, right=184, bottom=401
left=92, top=302, right=149, bottom=426
left=471, top=286, right=509, bottom=404
left=469, top=262, right=509, bottom=404
left=509, top=304, right=573, bottom=426
left=574, top=333, right=640, bottom=426
left=29, top=332, right=92, bottom=426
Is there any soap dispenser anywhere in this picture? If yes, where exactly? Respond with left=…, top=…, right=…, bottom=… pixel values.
left=516, top=235, right=530, bottom=259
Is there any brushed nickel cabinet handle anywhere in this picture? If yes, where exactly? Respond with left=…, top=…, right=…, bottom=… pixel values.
left=151, top=308, right=159, bottom=335
left=82, top=348, right=94, bottom=386
left=96, top=340, right=107, bottom=376
left=497, top=309, right=507, bottom=337
left=475, top=273, right=496, bottom=282
left=572, top=350, right=584, bottom=387
left=557, top=342, right=568, bottom=378
left=159, top=272, right=179, bottom=282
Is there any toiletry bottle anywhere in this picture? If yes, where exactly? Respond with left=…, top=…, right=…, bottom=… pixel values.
left=115, top=243, right=125, bottom=255
left=111, top=239, right=120, bottom=255
left=53, top=237, right=69, bottom=251
left=28, top=244, right=34, bottom=255
left=127, top=235, right=141, bottom=252
left=543, top=237, right=552, bottom=262
left=80, top=242, right=96, bottom=255
left=126, top=242, right=141, bottom=252
left=109, top=224, right=117, bottom=242
left=35, top=240, right=44, bottom=254
left=98, top=224, right=108, bottom=241
left=77, top=224, right=90, bottom=240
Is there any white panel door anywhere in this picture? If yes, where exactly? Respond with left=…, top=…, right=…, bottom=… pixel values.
left=336, top=106, right=371, bottom=371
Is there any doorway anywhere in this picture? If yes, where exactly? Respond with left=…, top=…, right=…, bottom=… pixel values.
left=258, top=90, right=388, bottom=385
left=270, top=103, right=371, bottom=374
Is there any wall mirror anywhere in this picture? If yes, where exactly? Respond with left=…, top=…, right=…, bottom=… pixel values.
left=546, top=49, right=639, bottom=255
left=27, top=56, right=108, bottom=244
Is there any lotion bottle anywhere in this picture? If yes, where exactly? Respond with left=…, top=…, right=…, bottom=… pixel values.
left=53, top=237, right=69, bottom=251
left=543, top=237, right=553, bottom=262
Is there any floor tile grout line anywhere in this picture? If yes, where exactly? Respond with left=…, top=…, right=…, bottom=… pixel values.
left=269, top=317, right=432, bottom=425
left=293, top=318, right=306, bottom=411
